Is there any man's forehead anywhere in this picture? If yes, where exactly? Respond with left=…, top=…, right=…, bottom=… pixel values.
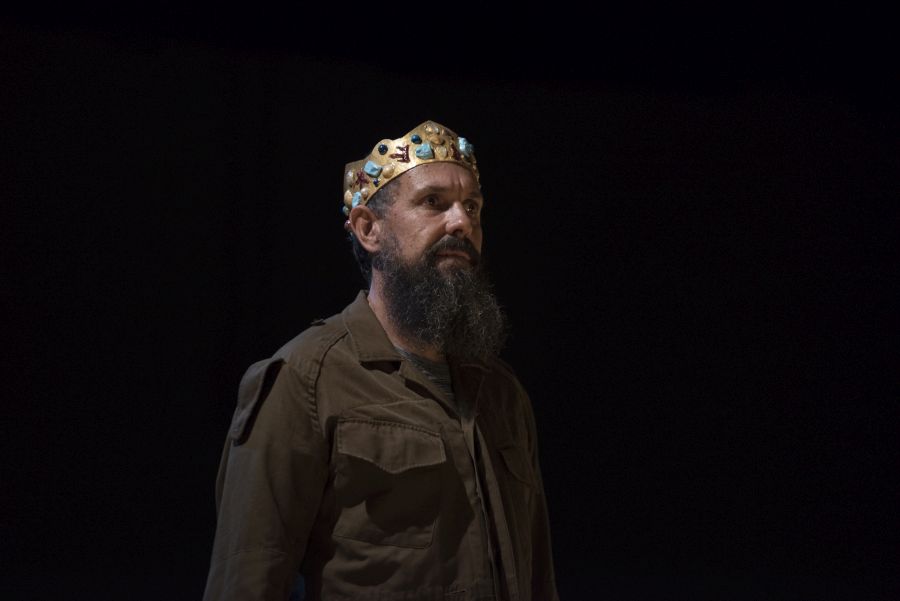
left=399, top=163, right=483, bottom=198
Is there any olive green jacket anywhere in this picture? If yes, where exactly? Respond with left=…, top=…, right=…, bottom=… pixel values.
left=203, top=292, right=559, bottom=600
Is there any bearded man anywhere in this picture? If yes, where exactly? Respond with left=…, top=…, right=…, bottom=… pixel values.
left=203, top=121, right=559, bottom=601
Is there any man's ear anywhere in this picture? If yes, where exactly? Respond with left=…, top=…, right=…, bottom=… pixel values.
left=349, top=205, right=382, bottom=253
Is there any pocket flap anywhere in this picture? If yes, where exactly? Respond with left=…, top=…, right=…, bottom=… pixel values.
left=499, top=445, right=535, bottom=487
left=336, top=419, right=446, bottom=474
left=228, top=357, right=284, bottom=443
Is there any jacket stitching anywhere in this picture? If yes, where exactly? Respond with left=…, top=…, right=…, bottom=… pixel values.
left=337, top=417, right=442, bottom=437
left=211, top=545, right=287, bottom=565
left=336, top=419, right=446, bottom=472
left=282, top=329, right=348, bottom=437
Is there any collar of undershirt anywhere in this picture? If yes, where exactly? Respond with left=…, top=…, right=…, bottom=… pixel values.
left=394, top=346, right=454, bottom=400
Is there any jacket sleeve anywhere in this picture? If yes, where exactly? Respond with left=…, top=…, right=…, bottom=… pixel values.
left=203, top=358, right=329, bottom=601
left=523, top=386, right=561, bottom=601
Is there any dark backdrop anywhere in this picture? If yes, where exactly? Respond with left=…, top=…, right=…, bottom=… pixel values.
left=3, top=8, right=898, bottom=600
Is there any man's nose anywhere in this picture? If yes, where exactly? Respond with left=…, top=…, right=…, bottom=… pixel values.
left=445, top=202, right=474, bottom=239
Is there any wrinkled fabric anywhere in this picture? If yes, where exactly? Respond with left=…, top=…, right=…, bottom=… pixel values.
left=203, top=292, right=559, bottom=601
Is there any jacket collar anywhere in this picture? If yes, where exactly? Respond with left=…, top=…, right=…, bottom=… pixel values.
left=340, top=290, right=493, bottom=416
left=341, top=290, right=403, bottom=364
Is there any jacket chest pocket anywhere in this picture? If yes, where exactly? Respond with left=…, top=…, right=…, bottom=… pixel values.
left=332, top=418, right=446, bottom=549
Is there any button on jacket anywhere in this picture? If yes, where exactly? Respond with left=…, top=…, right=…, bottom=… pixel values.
left=203, top=292, right=559, bottom=601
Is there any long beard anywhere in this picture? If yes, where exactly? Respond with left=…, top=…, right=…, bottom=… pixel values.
left=373, top=234, right=508, bottom=362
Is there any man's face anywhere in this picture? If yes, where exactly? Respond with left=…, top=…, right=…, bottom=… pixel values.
left=368, top=163, right=505, bottom=361
left=379, top=162, right=484, bottom=272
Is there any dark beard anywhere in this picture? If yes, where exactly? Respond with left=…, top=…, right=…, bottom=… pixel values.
left=373, top=234, right=508, bottom=362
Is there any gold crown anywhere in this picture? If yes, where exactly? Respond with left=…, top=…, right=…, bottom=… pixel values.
left=342, top=120, right=479, bottom=222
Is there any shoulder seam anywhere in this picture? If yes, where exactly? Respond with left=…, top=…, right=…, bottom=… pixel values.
left=280, top=328, right=348, bottom=437
left=490, top=356, right=520, bottom=387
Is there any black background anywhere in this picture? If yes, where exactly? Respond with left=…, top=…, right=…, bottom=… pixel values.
left=3, top=5, right=898, bottom=600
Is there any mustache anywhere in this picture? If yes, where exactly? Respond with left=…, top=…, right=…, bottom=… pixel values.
left=427, top=237, right=481, bottom=266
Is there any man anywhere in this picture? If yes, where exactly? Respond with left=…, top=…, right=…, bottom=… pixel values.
left=203, top=120, right=559, bottom=600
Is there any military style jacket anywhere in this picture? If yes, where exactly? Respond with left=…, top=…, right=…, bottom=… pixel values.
left=203, top=292, right=559, bottom=601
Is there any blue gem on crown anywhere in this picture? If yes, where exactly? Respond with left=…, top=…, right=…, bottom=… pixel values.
left=415, top=143, right=434, bottom=160
left=458, top=137, right=474, bottom=158
left=363, top=160, right=382, bottom=178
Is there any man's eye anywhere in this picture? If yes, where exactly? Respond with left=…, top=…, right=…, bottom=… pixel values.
left=425, top=196, right=438, bottom=206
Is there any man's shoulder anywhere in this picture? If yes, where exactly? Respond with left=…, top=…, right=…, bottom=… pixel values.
left=270, top=311, right=350, bottom=370
left=245, top=291, right=388, bottom=386
left=484, top=355, right=524, bottom=387
left=480, top=355, right=532, bottom=405
left=488, top=355, right=518, bottom=380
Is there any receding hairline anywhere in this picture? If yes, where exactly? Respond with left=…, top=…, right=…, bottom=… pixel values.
left=394, top=164, right=482, bottom=199
left=406, top=182, right=483, bottom=198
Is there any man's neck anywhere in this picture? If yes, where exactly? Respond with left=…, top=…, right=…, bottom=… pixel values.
left=366, top=275, right=444, bottom=363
